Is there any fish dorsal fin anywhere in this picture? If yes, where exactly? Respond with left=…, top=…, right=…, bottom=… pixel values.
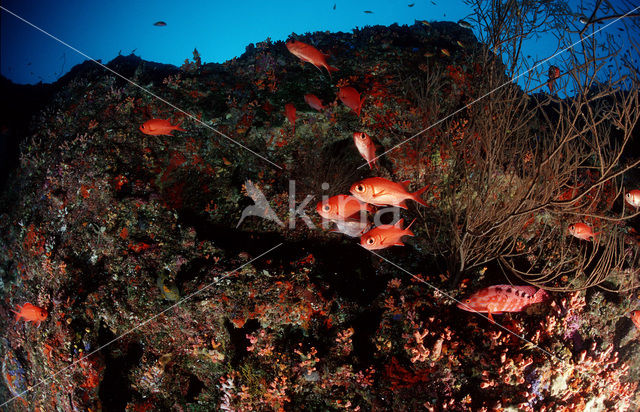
left=516, top=286, right=537, bottom=298
left=401, top=180, right=411, bottom=189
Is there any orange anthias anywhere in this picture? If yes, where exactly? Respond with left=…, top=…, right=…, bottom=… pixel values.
left=625, top=190, right=640, bottom=209
left=338, top=86, right=363, bottom=117
left=285, top=103, right=296, bottom=133
left=568, top=222, right=599, bottom=242
left=360, top=218, right=415, bottom=250
left=286, top=40, right=339, bottom=78
left=353, top=132, right=377, bottom=169
left=457, top=285, right=549, bottom=322
left=316, top=195, right=374, bottom=221
left=350, top=177, right=428, bottom=209
left=139, top=119, right=186, bottom=136
left=304, top=94, right=326, bottom=111
left=12, top=303, right=48, bottom=325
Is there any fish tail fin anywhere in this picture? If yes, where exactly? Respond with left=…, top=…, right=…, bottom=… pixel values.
left=11, top=307, right=20, bottom=321
left=325, top=64, right=338, bottom=81
left=412, top=184, right=430, bottom=206
left=405, top=218, right=417, bottom=236
left=173, top=119, right=187, bottom=131
left=591, top=231, right=600, bottom=242
left=532, top=289, right=549, bottom=304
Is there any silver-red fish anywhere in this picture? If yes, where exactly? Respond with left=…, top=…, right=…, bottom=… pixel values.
left=316, top=195, right=374, bottom=221
left=350, top=177, right=428, bottom=208
left=286, top=40, right=338, bottom=78
left=353, top=132, right=377, bottom=169
left=360, top=218, right=415, bottom=250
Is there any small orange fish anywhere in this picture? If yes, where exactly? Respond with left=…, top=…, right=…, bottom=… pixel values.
left=316, top=195, right=374, bottom=221
left=625, top=190, right=640, bottom=209
left=360, top=219, right=415, bottom=250
left=286, top=40, right=339, bottom=78
left=457, top=285, right=548, bottom=322
left=338, top=86, right=363, bottom=117
left=548, top=66, right=560, bottom=93
left=350, top=177, right=428, bottom=208
left=139, top=119, right=186, bottom=136
left=353, top=132, right=378, bottom=169
left=631, top=311, right=640, bottom=330
left=12, top=303, right=48, bottom=325
left=304, top=94, right=326, bottom=111
left=285, top=103, right=296, bottom=133
left=441, top=48, right=450, bottom=57
left=568, top=222, right=598, bottom=242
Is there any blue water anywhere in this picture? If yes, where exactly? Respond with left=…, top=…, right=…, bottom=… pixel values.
left=1, top=0, right=638, bottom=94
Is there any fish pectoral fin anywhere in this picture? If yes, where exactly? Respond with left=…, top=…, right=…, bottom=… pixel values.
left=486, top=304, right=498, bottom=323
left=372, top=189, right=387, bottom=198
left=393, top=242, right=405, bottom=246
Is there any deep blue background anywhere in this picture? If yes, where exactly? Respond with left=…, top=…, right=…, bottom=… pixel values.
left=1, top=1, right=637, bottom=92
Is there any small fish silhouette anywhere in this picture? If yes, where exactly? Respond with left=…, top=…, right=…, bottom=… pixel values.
left=364, top=10, right=374, bottom=14
left=153, top=21, right=167, bottom=27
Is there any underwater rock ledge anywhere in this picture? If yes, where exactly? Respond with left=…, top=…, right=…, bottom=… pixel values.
left=1, top=21, right=639, bottom=411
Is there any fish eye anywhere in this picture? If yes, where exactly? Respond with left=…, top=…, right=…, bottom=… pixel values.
left=626, top=193, right=631, bottom=197
left=465, top=299, right=470, bottom=303
left=323, top=205, right=331, bottom=212
left=366, top=237, right=375, bottom=245
left=569, top=224, right=574, bottom=231
left=356, top=184, right=365, bottom=192
left=360, top=134, right=366, bottom=139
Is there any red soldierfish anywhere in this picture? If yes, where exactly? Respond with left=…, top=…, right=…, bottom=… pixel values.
left=568, top=222, right=599, bottom=242
left=285, top=103, right=296, bottom=133
left=12, top=303, right=48, bottom=326
left=304, top=94, right=326, bottom=111
left=350, top=177, right=428, bottom=209
left=457, top=285, right=549, bottom=322
left=353, top=132, right=377, bottom=169
left=286, top=40, right=339, bottom=78
left=360, top=219, right=415, bottom=250
left=548, top=66, right=560, bottom=93
left=625, top=190, right=640, bottom=209
left=338, top=86, right=363, bottom=117
left=139, top=119, right=186, bottom=136
left=316, top=195, right=374, bottom=221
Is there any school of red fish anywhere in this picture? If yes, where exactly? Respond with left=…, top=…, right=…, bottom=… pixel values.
left=134, top=40, right=640, bottom=328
